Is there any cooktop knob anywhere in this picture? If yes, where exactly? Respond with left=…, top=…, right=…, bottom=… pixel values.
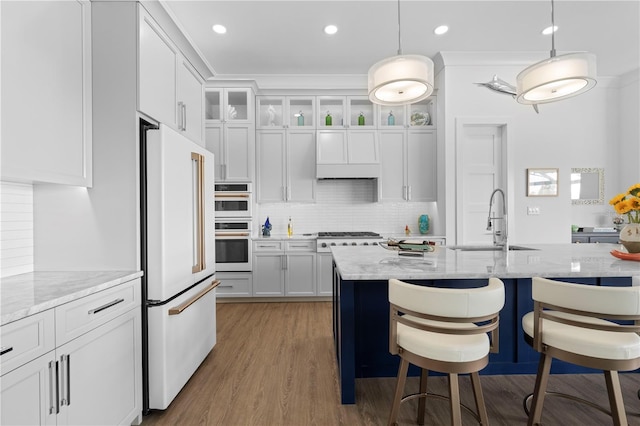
left=351, top=242, right=357, bottom=246
left=363, top=242, right=369, bottom=246
left=330, top=242, right=336, bottom=246
left=321, top=242, right=327, bottom=248
left=342, top=242, right=348, bottom=246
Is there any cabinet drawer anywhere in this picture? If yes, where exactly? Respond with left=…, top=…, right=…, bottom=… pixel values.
left=254, top=240, right=284, bottom=252
left=216, top=273, right=253, bottom=297
left=285, top=240, right=315, bottom=252
left=590, top=236, right=620, bottom=244
left=55, top=278, right=141, bottom=345
left=0, top=309, right=55, bottom=376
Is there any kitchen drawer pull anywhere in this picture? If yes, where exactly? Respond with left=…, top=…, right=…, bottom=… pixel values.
left=88, top=298, right=125, bottom=315
left=169, top=280, right=220, bottom=315
left=219, top=285, right=233, bottom=288
left=0, top=346, right=13, bottom=356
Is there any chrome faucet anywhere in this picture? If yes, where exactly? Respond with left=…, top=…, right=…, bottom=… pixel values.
left=487, top=188, right=508, bottom=250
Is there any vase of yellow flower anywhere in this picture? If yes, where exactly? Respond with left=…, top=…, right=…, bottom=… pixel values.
left=610, top=183, right=640, bottom=253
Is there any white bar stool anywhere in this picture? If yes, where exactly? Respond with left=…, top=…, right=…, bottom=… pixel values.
left=387, top=278, right=505, bottom=426
left=522, top=277, right=640, bottom=426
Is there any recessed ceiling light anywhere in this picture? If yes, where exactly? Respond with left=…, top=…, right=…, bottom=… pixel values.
left=324, top=25, right=338, bottom=35
left=542, top=25, right=558, bottom=35
left=212, top=24, right=227, bottom=34
left=434, top=25, right=449, bottom=35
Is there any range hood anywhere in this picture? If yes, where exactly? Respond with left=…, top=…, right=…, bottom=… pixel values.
left=316, top=163, right=380, bottom=179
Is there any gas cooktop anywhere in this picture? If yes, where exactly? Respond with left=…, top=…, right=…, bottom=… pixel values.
left=317, top=231, right=381, bottom=238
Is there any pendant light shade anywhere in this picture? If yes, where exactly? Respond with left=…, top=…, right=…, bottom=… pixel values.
left=367, top=0, right=435, bottom=106
left=516, top=52, right=597, bottom=104
left=368, top=54, right=434, bottom=106
left=516, top=0, right=597, bottom=105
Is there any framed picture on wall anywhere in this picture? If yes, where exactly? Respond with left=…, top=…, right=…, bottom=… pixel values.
left=527, top=168, right=558, bottom=197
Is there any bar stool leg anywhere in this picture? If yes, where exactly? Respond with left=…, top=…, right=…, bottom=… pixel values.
left=470, top=372, right=489, bottom=425
left=604, top=370, right=628, bottom=426
left=417, top=368, right=428, bottom=425
left=388, top=358, right=410, bottom=426
left=448, top=373, right=462, bottom=426
left=528, top=353, right=552, bottom=426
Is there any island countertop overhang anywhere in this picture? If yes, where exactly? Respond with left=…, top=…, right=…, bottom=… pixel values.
left=331, top=244, right=640, bottom=281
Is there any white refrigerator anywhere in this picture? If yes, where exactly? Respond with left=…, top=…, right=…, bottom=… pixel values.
left=142, top=123, right=218, bottom=411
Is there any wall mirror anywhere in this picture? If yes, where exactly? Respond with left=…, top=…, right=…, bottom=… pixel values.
left=527, top=168, right=558, bottom=197
left=571, top=167, right=604, bottom=205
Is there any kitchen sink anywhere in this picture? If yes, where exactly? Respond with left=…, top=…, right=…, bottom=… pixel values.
left=447, top=245, right=537, bottom=251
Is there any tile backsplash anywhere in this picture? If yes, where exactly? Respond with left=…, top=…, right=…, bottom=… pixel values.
left=254, top=179, right=440, bottom=237
left=0, top=182, right=34, bottom=278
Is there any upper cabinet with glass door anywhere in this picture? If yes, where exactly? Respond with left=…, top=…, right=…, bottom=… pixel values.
left=256, top=96, right=315, bottom=129
left=205, top=88, right=253, bottom=123
left=317, top=96, right=376, bottom=129
left=378, top=96, right=437, bottom=129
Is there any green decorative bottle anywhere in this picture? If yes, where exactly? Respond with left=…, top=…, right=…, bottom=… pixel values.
left=325, top=111, right=332, bottom=126
left=388, top=111, right=395, bottom=126
left=358, top=112, right=365, bottom=126
left=297, top=111, right=304, bottom=126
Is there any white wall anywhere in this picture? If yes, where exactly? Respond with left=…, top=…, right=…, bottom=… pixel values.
left=0, top=182, right=34, bottom=277
left=436, top=52, right=628, bottom=244
left=254, top=179, right=442, bottom=238
left=617, top=70, right=640, bottom=186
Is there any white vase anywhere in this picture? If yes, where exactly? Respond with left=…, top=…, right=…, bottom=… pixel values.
left=620, top=223, right=640, bottom=253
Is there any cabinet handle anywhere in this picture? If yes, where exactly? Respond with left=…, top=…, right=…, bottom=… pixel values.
left=49, top=360, right=58, bottom=414
left=0, top=346, right=13, bottom=356
left=183, top=103, right=187, bottom=131
left=168, top=280, right=220, bottom=315
left=177, top=101, right=184, bottom=130
left=88, top=298, right=125, bottom=315
left=60, top=354, right=70, bottom=406
left=216, top=232, right=250, bottom=237
left=219, top=285, right=233, bottom=288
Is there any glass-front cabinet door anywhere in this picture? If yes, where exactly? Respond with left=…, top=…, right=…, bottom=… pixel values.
left=378, top=105, right=407, bottom=128
left=205, top=88, right=252, bottom=123
left=408, top=97, right=436, bottom=128
left=317, top=96, right=346, bottom=128
left=347, top=96, right=376, bottom=128
left=256, top=96, right=315, bottom=129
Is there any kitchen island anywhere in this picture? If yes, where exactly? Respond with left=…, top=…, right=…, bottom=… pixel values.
left=331, top=243, right=640, bottom=404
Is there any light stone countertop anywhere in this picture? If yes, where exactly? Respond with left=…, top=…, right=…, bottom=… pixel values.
left=253, top=233, right=317, bottom=240
left=1, top=271, right=143, bottom=326
left=331, top=243, right=640, bottom=281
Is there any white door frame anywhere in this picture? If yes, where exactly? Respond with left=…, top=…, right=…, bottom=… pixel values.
left=454, top=117, right=514, bottom=245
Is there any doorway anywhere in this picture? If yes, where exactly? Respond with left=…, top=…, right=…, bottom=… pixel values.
left=455, top=119, right=510, bottom=245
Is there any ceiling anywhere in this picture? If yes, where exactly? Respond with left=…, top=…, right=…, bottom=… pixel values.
left=162, top=0, right=640, bottom=80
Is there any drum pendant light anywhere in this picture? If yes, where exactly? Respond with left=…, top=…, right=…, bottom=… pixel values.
left=367, top=0, right=434, bottom=106
left=516, top=0, right=596, bottom=104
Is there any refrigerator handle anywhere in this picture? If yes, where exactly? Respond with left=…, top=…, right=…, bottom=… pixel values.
left=168, top=280, right=220, bottom=315
left=191, top=153, right=206, bottom=273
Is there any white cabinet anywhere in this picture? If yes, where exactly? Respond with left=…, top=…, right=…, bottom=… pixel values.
left=138, top=6, right=204, bottom=146
left=256, top=129, right=316, bottom=203
left=205, top=88, right=255, bottom=182
left=379, top=128, right=437, bottom=202
left=216, top=272, right=253, bottom=297
left=316, top=252, right=334, bottom=296
left=316, top=96, right=379, bottom=179
left=0, top=279, right=142, bottom=426
left=177, top=59, right=205, bottom=145
left=256, top=96, right=315, bottom=129
left=253, top=240, right=316, bottom=296
left=1, top=0, right=92, bottom=186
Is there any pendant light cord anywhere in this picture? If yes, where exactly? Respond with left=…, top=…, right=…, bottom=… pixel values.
left=397, top=0, right=402, bottom=55
left=550, top=0, right=556, bottom=57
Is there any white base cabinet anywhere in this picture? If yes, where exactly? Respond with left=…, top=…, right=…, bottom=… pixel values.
left=253, top=240, right=316, bottom=296
left=316, top=252, right=334, bottom=297
left=1, top=279, right=142, bottom=426
left=216, top=272, right=253, bottom=298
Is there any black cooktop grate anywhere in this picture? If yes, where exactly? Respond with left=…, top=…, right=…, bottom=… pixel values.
left=317, top=231, right=381, bottom=238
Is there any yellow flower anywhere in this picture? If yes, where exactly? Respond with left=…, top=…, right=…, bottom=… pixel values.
left=610, top=193, right=626, bottom=205
left=628, top=183, right=640, bottom=196
left=615, top=200, right=631, bottom=215
left=630, top=198, right=640, bottom=210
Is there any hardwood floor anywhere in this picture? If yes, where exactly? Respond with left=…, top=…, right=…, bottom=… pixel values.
left=142, top=302, right=640, bottom=425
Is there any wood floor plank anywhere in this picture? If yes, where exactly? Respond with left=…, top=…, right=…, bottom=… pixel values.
left=142, top=302, right=640, bottom=426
